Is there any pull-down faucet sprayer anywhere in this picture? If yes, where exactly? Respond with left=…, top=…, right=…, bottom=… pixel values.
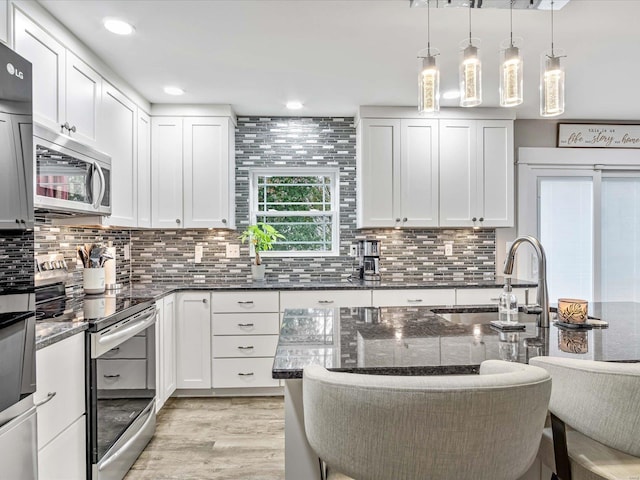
left=503, top=236, right=550, bottom=328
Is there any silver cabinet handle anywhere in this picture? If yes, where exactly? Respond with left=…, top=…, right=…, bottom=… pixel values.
left=238, top=372, right=254, bottom=376
left=318, top=300, right=334, bottom=304
left=237, top=301, right=254, bottom=304
left=69, top=125, right=77, bottom=133
left=407, top=299, right=423, bottom=303
left=490, top=297, right=500, bottom=302
left=202, top=298, right=208, bottom=304
left=402, top=217, right=408, bottom=222
left=176, top=218, right=181, bottom=224
left=237, top=323, right=254, bottom=327
left=472, top=217, right=477, bottom=222
left=104, top=374, right=121, bottom=378
left=61, top=122, right=70, bottom=132
left=222, top=218, right=227, bottom=224
left=237, top=346, right=254, bottom=350
left=35, top=392, right=56, bottom=407
left=479, top=217, right=484, bottom=222
left=395, top=218, right=401, bottom=222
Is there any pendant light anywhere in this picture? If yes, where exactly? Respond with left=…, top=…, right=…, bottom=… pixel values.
left=499, top=0, right=523, bottom=107
left=540, top=0, right=565, bottom=116
left=418, top=0, right=439, bottom=113
left=460, top=3, right=481, bottom=107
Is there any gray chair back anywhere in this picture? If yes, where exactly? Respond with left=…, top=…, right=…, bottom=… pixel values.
left=303, top=360, right=551, bottom=480
left=530, top=356, right=640, bottom=457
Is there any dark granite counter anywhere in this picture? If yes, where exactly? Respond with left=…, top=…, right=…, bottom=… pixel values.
left=272, top=302, right=640, bottom=379
left=36, top=321, right=88, bottom=350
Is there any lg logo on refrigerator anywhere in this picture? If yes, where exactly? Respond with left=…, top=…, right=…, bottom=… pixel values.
left=6, top=63, right=24, bottom=80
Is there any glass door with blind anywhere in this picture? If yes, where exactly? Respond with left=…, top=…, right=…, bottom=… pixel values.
left=518, top=164, right=640, bottom=303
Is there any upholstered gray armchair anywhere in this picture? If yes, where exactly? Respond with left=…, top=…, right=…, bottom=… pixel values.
left=303, top=360, right=552, bottom=480
left=530, top=357, right=640, bottom=480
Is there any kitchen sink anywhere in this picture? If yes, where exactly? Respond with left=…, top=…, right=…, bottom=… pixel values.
left=431, top=307, right=538, bottom=325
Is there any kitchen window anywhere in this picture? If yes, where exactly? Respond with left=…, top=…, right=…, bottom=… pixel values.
left=249, top=168, right=340, bottom=256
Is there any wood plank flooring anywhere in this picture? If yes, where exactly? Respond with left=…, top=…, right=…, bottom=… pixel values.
left=125, top=397, right=285, bottom=480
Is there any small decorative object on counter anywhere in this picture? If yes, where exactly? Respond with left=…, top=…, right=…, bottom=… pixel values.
left=498, top=277, right=519, bottom=323
left=78, top=243, right=113, bottom=294
left=239, top=223, right=285, bottom=281
left=557, top=298, right=588, bottom=324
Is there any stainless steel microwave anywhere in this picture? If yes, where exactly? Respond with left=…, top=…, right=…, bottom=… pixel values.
left=33, top=124, right=111, bottom=216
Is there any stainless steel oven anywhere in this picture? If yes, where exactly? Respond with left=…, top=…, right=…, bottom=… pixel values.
left=34, top=123, right=112, bottom=216
left=88, top=303, right=156, bottom=480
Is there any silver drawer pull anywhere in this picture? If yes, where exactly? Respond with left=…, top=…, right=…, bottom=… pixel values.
left=237, top=301, right=254, bottom=304
left=318, top=300, right=334, bottom=304
left=490, top=297, right=500, bottom=302
left=407, top=299, right=423, bottom=303
left=238, top=372, right=254, bottom=376
left=237, top=323, right=255, bottom=327
left=104, top=374, right=121, bottom=378
left=35, top=392, right=56, bottom=407
left=237, top=346, right=254, bottom=350
left=108, top=347, right=121, bottom=352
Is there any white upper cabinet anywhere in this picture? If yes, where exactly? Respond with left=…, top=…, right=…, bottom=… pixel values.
left=358, top=118, right=438, bottom=228
left=183, top=117, right=234, bottom=228
left=13, top=8, right=100, bottom=146
left=151, top=117, right=183, bottom=228
left=1, top=0, right=8, bottom=44
left=137, top=110, right=152, bottom=228
left=98, top=83, right=137, bottom=227
left=439, top=119, right=514, bottom=228
left=151, top=115, right=236, bottom=229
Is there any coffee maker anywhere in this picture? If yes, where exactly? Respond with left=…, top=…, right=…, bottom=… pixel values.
left=356, top=239, right=381, bottom=281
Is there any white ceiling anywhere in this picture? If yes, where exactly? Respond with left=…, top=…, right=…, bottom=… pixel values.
left=38, top=0, right=640, bottom=119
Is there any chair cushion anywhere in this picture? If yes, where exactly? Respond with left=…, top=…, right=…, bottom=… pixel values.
left=538, top=427, right=640, bottom=480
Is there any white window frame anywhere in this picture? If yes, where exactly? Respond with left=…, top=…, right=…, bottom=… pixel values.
left=248, top=167, right=341, bottom=257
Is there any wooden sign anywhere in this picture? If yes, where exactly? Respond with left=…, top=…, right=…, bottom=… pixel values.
left=558, top=124, right=640, bottom=148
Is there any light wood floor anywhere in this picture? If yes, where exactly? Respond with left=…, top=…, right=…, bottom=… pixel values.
left=125, top=397, right=285, bottom=480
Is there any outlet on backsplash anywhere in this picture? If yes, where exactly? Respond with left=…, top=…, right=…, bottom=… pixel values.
left=444, top=243, right=453, bottom=256
left=226, top=244, right=240, bottom=258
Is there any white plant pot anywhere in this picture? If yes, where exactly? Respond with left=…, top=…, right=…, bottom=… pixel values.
left=251, top=263, right=266, bottom=281
left=83, top=267, right=105, bottom=294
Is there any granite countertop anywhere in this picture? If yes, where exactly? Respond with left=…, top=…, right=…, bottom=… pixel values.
left=35, top=276, right=537, bottom=350
left=272, top=302, right=640, bottom=379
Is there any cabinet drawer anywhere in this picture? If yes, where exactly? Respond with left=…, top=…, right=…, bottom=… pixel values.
left=97, top=359, right=147, bottom=389
left=213, top=335, right=279, bottom=358
left=212, top=358, right=280, bottom=388
left=213, top=312, right=280, bottom=335
left=372, top=289, right=456, bottom=307
left=280, top=290, right=371, bottom=309
left=211, top=291, right=279, bottom=313
left=456, top=288, right=532, bottom=306
left=35, top=333, right=85, bottom=450
left=38, top=415, right=86, bottom=480
left=102, top=336, right=146, bottom=359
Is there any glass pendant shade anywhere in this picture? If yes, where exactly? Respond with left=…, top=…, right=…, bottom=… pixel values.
left=460, top=44, right=482, bottom=107
left=500, top=45, right=523, bottom=107
left=418, top=55, right=440, bottom=113
left=541, top=53, right=565, bottom=116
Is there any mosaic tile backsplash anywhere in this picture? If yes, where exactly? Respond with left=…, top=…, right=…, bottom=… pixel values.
left=0, top=230, right=34, bottom=290
left=30, top=117, right=496, bottom=286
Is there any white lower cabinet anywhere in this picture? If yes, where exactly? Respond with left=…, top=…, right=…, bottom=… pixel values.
left=35, top=332, right=85, bottom=479
left=372, top=289, right=456, bottom=307
left=156, top=294, right=176, bottom=411
left=279, top=290, right=371, bottom=310
left=176, top=292, right=211, bottom=389
left=211, top=291, right=281, bottom=391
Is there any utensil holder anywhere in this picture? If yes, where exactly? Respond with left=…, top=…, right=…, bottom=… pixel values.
left=84, top=268, right=105, bottom=294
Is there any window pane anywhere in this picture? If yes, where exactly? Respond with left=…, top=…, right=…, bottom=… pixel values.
left=601, top=177, right=640, bottom=302
left=539, top=177, right=593, bottom=303
left=256, top=176, right=332, bottom=212
left=257, top=214, right=333, bottom=252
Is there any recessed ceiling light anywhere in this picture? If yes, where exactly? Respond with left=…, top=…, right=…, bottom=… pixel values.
left=442, top=89, right=461, bottom=100
left=164, top=86, right=185, bottom=96
left=286, top=101, right=303, bottom=110
left=103, top=18, right=135, bottom=36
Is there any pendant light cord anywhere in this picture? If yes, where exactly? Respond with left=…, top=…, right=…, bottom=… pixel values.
left=468, top=3, right=472, bottom=46
left=427, top=0, right=431, bottom=55
left=510, top=0, right=514, bottom=47
left=551, top=0, right=555, bottom=56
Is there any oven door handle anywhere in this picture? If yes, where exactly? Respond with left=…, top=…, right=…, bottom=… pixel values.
left=92, top=309, right=156, bottom=358
left=92, top=162, right=106, bottom=209
left=98, top=400, right=155, bottom=472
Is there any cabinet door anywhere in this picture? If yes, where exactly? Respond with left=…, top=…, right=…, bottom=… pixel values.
left=162, top=294, right=177, bottom=400
left=99, top=83, right=137, bottom=227
left=151, top=117, right=183, bottom=228
left=13, top=8, right=66, bottom=132
left=0, top=114, right=28, bottom=228
left=400, top=119, right=439, bottom=227
left=65, top=51, right=101, bottom=146
left=439, top=119, right=477, bottom=227
left=372, top=288, right=456, bottom=307
left=0, top=0, right=7, bottom=45
left=183, top=117, right=232, bottom=228
left=477, top=120, right=514, bottom=227
left=37, top=416, right=86, bottom=480
left=357, top=118, right=399, bottom=227
left=155, top=300, right=164, bottom=412
left=137, top=110, right=152, bottom=228
left=176, top=292, right=211, bottom=389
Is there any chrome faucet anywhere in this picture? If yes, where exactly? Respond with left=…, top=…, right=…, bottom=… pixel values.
left=503, top=236, right=550, bottom=328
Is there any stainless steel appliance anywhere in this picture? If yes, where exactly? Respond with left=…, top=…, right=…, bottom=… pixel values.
left=0, top=41, right=37, bottom=480
left=34, top=123, right=112, bottom=216
left=356, top=239, right=381, bottom=281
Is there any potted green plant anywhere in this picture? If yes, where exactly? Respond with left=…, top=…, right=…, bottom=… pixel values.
left=240, top=222, right=285, bottom=280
